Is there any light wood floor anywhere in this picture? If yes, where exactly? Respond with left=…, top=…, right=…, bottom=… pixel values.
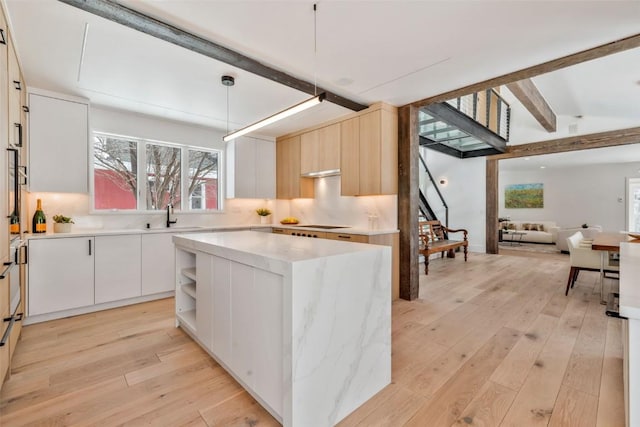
left=0, top=252, right=624, bottom=426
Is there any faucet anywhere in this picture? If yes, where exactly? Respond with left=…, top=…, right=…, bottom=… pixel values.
left=166, top=204, right=178, bottom=228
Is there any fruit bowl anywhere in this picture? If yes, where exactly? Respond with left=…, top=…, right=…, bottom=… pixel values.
left=280, top=217, right=299, bottom=225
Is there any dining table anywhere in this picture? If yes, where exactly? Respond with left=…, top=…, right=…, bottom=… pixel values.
left=592, top=232, right=639, bottom=304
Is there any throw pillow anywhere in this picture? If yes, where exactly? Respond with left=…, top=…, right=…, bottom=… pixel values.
left=507, top=223, right=516, bottom=230
left=522, top=223, right=531, bottom=231
left=536, top=224, right=545, bottom=232
left=530, top=224, right=539, bottom=231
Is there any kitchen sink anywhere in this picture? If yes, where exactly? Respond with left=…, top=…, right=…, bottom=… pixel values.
left=294, top=225, right=350, bottom=230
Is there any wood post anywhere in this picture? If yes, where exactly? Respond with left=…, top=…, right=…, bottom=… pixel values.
left=398, top=105, right=419, bottom=300
left=486, top=158, right=499, bottom=254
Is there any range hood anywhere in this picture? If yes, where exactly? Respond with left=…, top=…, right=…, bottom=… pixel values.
left=300, top=168, right=341, bottom=178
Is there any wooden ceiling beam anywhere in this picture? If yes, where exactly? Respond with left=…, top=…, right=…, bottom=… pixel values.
left=409, top=32, right=640, bottom=110
left=488, top=126, right=640, bottom=160
left=58, top=0, right=368, bottom=112
left=505, top=78, right=556, bottom=132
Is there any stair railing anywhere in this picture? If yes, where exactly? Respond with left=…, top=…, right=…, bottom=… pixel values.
left=419, top=152, right=448, bottom=227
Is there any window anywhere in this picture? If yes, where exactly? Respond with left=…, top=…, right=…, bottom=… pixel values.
left=93, top=133, right=220, bottom=212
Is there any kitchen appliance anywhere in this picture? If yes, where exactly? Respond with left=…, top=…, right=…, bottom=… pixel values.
left=7, top=147, right=19, bottom=230
left=0, top=240, right=23, bottom=348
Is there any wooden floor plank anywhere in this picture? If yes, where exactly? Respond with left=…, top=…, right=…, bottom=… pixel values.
left=450, top=380, right=517, bottom=427
left=499, top=297, right=589, bottom=426
left=548, top=384, right=598, bottom=427
left=490, top=313, right=559, bottom=391
left=404, top=327, right=521, bottom=426
left=198, top=390, right=279, bottom=426
left=596, top=318, right=625, bottom=427
left=562, top=298, right=608, bottom=396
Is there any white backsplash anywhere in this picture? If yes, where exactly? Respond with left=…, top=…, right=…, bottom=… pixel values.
left=25, top=177, right=396, bottom=232
left=25, top=192, right=289, bottom=233
left=289, top=176, right=397, bottom=230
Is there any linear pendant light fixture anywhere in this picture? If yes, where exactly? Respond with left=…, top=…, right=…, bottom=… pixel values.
left=223, top=3, right=325, bottom=142
left=222, top=92, right=325, bottom=142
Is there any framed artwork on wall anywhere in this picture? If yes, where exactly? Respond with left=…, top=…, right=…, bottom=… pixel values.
left=505, top=183, right=544, bottom=208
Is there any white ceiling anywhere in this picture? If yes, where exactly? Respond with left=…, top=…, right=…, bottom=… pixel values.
left=5, top=0, right=640, bottom=142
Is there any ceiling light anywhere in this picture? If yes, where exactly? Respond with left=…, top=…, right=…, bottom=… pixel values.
left=223, top=93, right=326, bottom=142
left=540, top=166, right=546, bottom=169
left=223, top=4, right=325, bottom=142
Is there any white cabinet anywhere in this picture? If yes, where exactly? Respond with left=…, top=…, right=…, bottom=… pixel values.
left=141, top=233, right=175, bottom=295
left=226, top=137, right=275, bottom=199
left=28, top=90, right=89, bottom=193
left=94, top=235, right=141, bottom=304
left=28, top=237, right=94, bottom=316
left=211, top=256, right=231, bottom=362
left=195, top=253, right=213, bottom=351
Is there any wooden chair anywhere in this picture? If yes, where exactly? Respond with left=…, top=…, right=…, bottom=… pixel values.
left=418, top=220, right=469, bottom=275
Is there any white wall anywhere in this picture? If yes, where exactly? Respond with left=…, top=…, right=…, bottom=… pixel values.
left=499, top=162, right=640, bottom=231
left=422, top=148, right=486, bottom=253
left=26, top=106, right=286, bottom=232
left=289, top=176, right=397, bottom=230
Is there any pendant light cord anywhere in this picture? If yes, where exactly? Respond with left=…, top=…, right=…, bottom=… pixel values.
left=226, top=84, right=229, bottom=134
left=313, top=3, right=317, bottom=96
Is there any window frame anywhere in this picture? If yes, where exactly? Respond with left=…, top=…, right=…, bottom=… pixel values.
left=91, top=131, right=223, bottom=213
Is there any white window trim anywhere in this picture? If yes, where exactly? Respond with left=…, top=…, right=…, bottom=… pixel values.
left=91, top=131, right=223, bottom=214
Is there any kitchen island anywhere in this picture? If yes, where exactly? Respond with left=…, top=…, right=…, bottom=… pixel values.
left=173, top=231, right=391, bottom=427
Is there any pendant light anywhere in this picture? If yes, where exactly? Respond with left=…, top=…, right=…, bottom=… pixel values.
left=223, top=4, right=324, bottom=142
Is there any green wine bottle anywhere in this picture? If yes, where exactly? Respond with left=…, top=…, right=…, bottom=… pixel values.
left=10, top=209, right=19, bottom=234
left=32, top=198, right=46, bottom=233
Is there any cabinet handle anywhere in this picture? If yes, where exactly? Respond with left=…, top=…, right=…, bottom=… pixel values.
left=0, top=261, right=14, bottom=279
left=0, top=316, right=15, bottom=347
left=18, top=165, right=27, bottom=186
left=14, top=123, right=22, bottom=147
left=22, top=106, right=29, bottom=113
left=20, top=245, right=27, bottom=265
left=13, top=80, right=21, bottom=91
left=0, top=29, right=5, bottom=45
left=88, top=240, right=92, bottom=255
left=337, top=235, right=351, bottom=239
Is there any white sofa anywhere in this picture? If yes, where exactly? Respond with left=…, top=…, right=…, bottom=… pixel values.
left=555, top=225, right=603, bottom=253
left=501, top=220, right=558, bottom=244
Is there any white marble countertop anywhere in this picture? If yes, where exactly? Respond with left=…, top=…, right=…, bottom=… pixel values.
left=173, top=230, right=385, bottom=275
left=24, top=223, right=398, bottom=239
left=271, top=224, right=399, bottom=236
left=25, top=225, right=260, bottom=239
left=619, top=241, right=640, bottom=320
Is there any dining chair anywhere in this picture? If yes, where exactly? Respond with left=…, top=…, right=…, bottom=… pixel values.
left=565, top=232, right=619, bottom=296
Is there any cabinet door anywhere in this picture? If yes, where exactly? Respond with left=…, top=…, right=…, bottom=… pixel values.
left=196, top=252, right=213, bottom=351
left=301, top=124, right=340, bottom=175
left=276, top=136, right=313, bottom=199
left=211, top=255, right=231, bottom=362
left=141, top=233, right=175, bottom=295
left=95, top=235, right=141, bottom=304
left=340, top=117, right=360, bottom=196
left=28, top=237, right=94, bottom=316
left=230, top=262, right=255, bottom=388
left=325, top=232, right=369, bottom=244
left=255, top=140, right=275, bottom=199
left=359, top=110, right=382, bottom=195
left=233, top=138, right=256, bottom=197
left=252, top=268, right=283, bottom=415
left=28, top=92, right=88, bottom=193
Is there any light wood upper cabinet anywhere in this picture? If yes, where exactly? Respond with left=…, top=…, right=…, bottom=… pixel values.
left=341, top=105, right=398, bottom=196
left=276, top=135, right=314, bottom=199
left=300, top=123, right=340, bottom=175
